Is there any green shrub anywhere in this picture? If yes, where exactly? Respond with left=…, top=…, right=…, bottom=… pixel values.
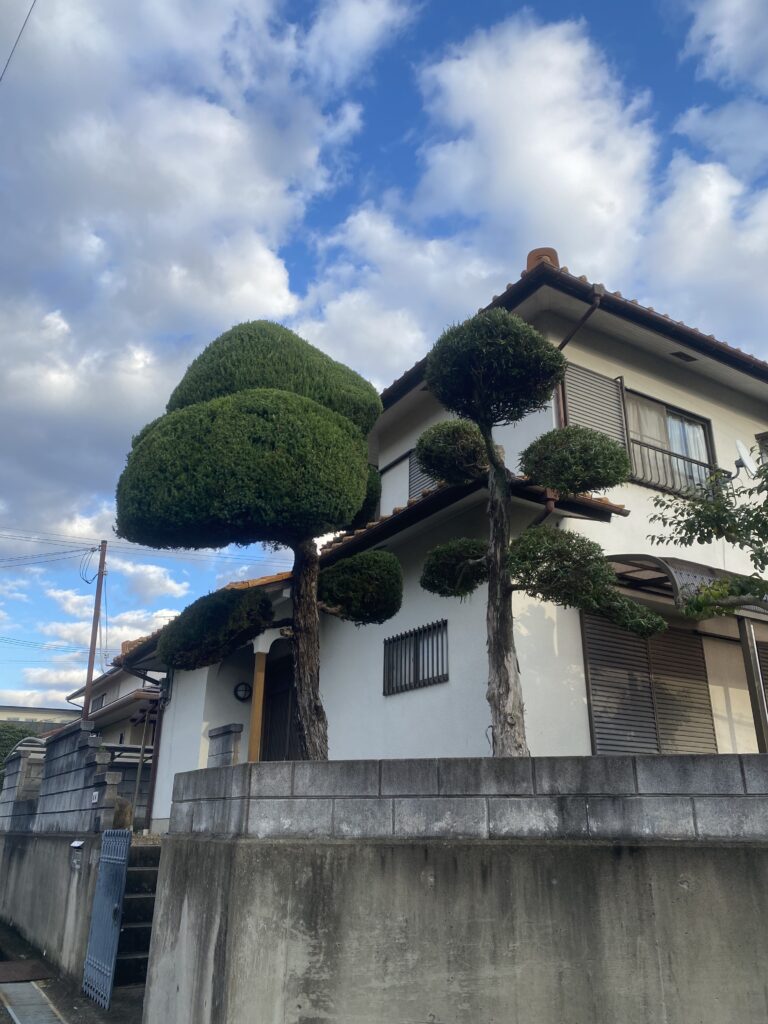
left=424, top=309, right=565, bottom=429
left=157, top=587, right=274, bottom=670
left=420, top=538, right=488, bottom=598
left=166, top=321, right=381, bottom=435
left=350, top=465, right=382, bottom=530
left=415, top=420, right=489, bottom=485
left=116, top=388, right=369, bottom=548
left=319, top=551, right=402, bottom=624
left=0, top=723, right=35, bottom=786
left=520, top=426, right=631, bottom=495
left=507, top=527, right=665, bottom=637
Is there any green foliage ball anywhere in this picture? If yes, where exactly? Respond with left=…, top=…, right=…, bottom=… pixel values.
left=156, top=587, right=274, bottom=671
left=420, top=538, right=488, bottom=598
left=350, top=465, right=382, bottom=530
left=507, top=526, right=665, bottom=637
left=167, top=321, right=381, bottom=435
left=116, top=388, right=369, bottom=548
left=415, top=420, right=489, bottom=486
left=520, top=426, right=631, bottom=495
left=319, top=551, right=403, bottom=625
left=424, top=309, right=565, bottom=430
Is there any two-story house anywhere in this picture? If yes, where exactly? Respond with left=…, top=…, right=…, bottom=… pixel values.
left=125, top=248, right=768, bottom=834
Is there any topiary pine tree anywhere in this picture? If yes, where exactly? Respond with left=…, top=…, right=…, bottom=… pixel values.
left=416, top=309, right=665, bottom=756
left=116, top=321, right=403, bottom=760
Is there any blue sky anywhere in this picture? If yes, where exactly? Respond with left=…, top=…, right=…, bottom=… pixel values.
left=1, top=0, right=767, bottom=706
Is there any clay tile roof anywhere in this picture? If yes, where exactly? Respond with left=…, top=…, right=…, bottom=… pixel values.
left=381, top=255, right=768, bottom=406
left=224, top=571, right=293, bottom=591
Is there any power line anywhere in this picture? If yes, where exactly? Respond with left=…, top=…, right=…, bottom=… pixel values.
left=0, top=0, right=38, bottom=88
left=0, top=529, right=292, bottom=566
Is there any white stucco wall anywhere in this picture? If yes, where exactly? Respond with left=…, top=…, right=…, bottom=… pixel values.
left=321, top=503, right=593, bottom=759
left=152, top=667, right=209, bottom=828
left=201, top=647, right=255, bottom=762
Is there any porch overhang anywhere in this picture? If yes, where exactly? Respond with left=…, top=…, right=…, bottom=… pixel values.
left=608, top=553, right=768, bottom=618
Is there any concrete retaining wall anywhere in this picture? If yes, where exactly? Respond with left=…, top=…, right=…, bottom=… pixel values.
left=144, top=755, right=768, bottom=1024
left=168, top=753, right=768, bottom=843
left=0, top=831, right=100, bottom=978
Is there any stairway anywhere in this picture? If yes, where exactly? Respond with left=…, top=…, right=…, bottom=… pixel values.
left=114, top=842, right=161, bottom=988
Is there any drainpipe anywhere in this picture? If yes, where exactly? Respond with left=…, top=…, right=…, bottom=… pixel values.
left=555, top=285, right=605, bottom=427
left=530, top=491, right=557, bottom=527
left=144, top=668, right=172, bottom=832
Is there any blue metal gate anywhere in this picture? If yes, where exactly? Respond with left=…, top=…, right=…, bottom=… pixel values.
left=82, top=829, right=131, bottom=1008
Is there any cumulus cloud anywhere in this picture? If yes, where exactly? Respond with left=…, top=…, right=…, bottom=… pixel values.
left=682, top=0, right=768, bottom=94
left=46, top=589, right=94, bottom=618
left=0, top=687, right=76, bottom=708
left=415, top=14, right=655, bottom=279
left=110, top=558, right=190, bottom=601
left=39, top=608, right=180, bottom=652
left=677, top=99, right=768, bottom=180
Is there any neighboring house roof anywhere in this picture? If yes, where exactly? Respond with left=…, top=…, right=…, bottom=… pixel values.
left=381, top=255, right=768, bottom=409
left=225, top=571, right=293, bottom=591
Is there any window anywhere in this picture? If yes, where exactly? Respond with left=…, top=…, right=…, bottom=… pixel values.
left=624, top=392, right=714, bottom=495
left=408, top=450, right=437, bottom=500
left=91, top=694, right=105, bottom=712
left=383, top=619, right=448, bottom=696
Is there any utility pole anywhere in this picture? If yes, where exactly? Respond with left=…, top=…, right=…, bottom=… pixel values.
left=82, top=540, right=108, bottom=721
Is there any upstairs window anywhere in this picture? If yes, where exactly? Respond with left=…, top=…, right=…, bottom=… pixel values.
left=625, top=392, right=714, bottom=494
left=383, top=619, right=449, bottom=696
left=91, top=694, right=106, bottom=712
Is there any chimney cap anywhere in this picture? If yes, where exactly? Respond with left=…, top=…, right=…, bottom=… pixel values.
left=526, top=247, right=560, bottom=272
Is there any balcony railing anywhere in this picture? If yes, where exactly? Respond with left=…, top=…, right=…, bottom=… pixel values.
left=629, top=439, right=716, bottom=496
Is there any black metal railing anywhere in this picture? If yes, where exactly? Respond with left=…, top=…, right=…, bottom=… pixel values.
left=383, top=619, right=448, bottom=696
left=629, top=439, right=716, bottom=496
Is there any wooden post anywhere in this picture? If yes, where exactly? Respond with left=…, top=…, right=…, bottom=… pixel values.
left=248, top=651, right=268, bottom=762
left=82, top=540, right=108, bottom=721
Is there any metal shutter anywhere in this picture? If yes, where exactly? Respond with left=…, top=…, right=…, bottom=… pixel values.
left=757, top=642, right=768, bottom=702
left=649, top=630, right=717, bottom=754
left=583, top=615, right=660, bottom=754
left=563, top=363, right=628, bottom=448
left=408, top=450, right=437, bottom=499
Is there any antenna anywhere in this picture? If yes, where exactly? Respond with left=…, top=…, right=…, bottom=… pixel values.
left=735, top=440, right=759, bottom=479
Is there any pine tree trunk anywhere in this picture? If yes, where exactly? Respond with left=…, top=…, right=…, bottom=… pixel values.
left=291, top=539, right=329, bottom=760
left=484, top=450, right=530, bottom=757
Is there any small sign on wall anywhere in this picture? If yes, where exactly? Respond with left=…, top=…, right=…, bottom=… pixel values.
left=92, top=790, right=99, bottom=804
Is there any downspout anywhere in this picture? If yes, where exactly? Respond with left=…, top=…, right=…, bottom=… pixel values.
left=144, top=668, right=172, bottom=832
left=555, top=285, right=605, bottom=427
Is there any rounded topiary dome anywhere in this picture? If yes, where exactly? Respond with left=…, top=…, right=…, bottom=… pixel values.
left=425, top=309, right=565, bottom=429
left=116, top=388, right=369, bottom=549
left=166, top=321, right=381, bottom=435
left=520, top=425, right=631, bottom=495
left=319, top=551, right=403, bottom=624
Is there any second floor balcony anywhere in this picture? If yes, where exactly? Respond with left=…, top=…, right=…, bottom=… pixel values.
left=629, top=438, right=716, bottom=496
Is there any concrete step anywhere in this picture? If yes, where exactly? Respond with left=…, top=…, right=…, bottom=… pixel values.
left=114, top=950, right=148, bottom=988
left=121, top=893, right=155, bottom=924
left=118, top=921, right=153, bottom=954
left=129, top=844, right=162, bottom=868
left=124, top=866, right=158, bottom=895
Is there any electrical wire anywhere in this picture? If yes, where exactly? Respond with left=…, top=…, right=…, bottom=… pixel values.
left=0, top=0, right=38, bottom=88
left=0, top=549, right=92, bottom=570
left=0, top=528, right=292, bottom=566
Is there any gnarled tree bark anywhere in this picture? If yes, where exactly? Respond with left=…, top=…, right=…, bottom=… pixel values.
left=291, top=538, right=329, bottom=760
left=483, top=436, right=530, bottom=757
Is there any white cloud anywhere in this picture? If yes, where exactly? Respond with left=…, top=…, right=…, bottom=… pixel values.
left=303, top=0, right=413, bottom=90
left=415, top=14, right=655, bottom=279
left=46, top=589, right=94, bottom=617
left=39, top=607, right=180, bottom=651
left=0, top=578, right=30, bottom=603
left=110, top=558, right=190, bottom=601
left=22, top=667, right=88, bottom=688
left=0, top=687, right=74, bottom=709
left=682, top=0, right=768, bottom=94
left=677, top=100, right=768, bottom=180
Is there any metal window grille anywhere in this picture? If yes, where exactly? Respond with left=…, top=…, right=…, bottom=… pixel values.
left=92, top=694, right=106, bottom=711
left=408, top=450, right=437, bottom=499
left=383, top=619, right=448, bottom=696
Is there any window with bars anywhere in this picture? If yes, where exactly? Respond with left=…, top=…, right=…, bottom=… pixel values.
left=91, top=694, right=106, bottom=712
left=383, top=619, right=449, bottom=696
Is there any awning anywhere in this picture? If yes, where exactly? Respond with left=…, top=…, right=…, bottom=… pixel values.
left=608, top=554, right=768, bottom=617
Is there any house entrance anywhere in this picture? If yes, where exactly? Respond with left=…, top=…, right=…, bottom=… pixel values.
left=261, top=640, right=304, bottom=761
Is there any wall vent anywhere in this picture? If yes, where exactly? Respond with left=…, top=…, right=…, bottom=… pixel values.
left=669, top=350, right=697, bottom=362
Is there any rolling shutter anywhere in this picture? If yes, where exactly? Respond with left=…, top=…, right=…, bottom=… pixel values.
left=563, top=363, right=628, bottom=449
left=583, top=615, right=659, bottom=754
left=757, top=642, right=768, bottom=703
left=583, top=616, right=717, bottom=754
left=649, top=630, right=717, bottom=754
left=408, top=450, right=437, bottom=499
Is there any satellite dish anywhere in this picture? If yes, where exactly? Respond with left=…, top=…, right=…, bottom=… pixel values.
left=736, top=439, right=759, bottom=479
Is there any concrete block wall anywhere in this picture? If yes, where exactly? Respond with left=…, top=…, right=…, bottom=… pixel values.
left=0, top=751, right=44, bottom=832
left=169, top=754, right=768, bottom=843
